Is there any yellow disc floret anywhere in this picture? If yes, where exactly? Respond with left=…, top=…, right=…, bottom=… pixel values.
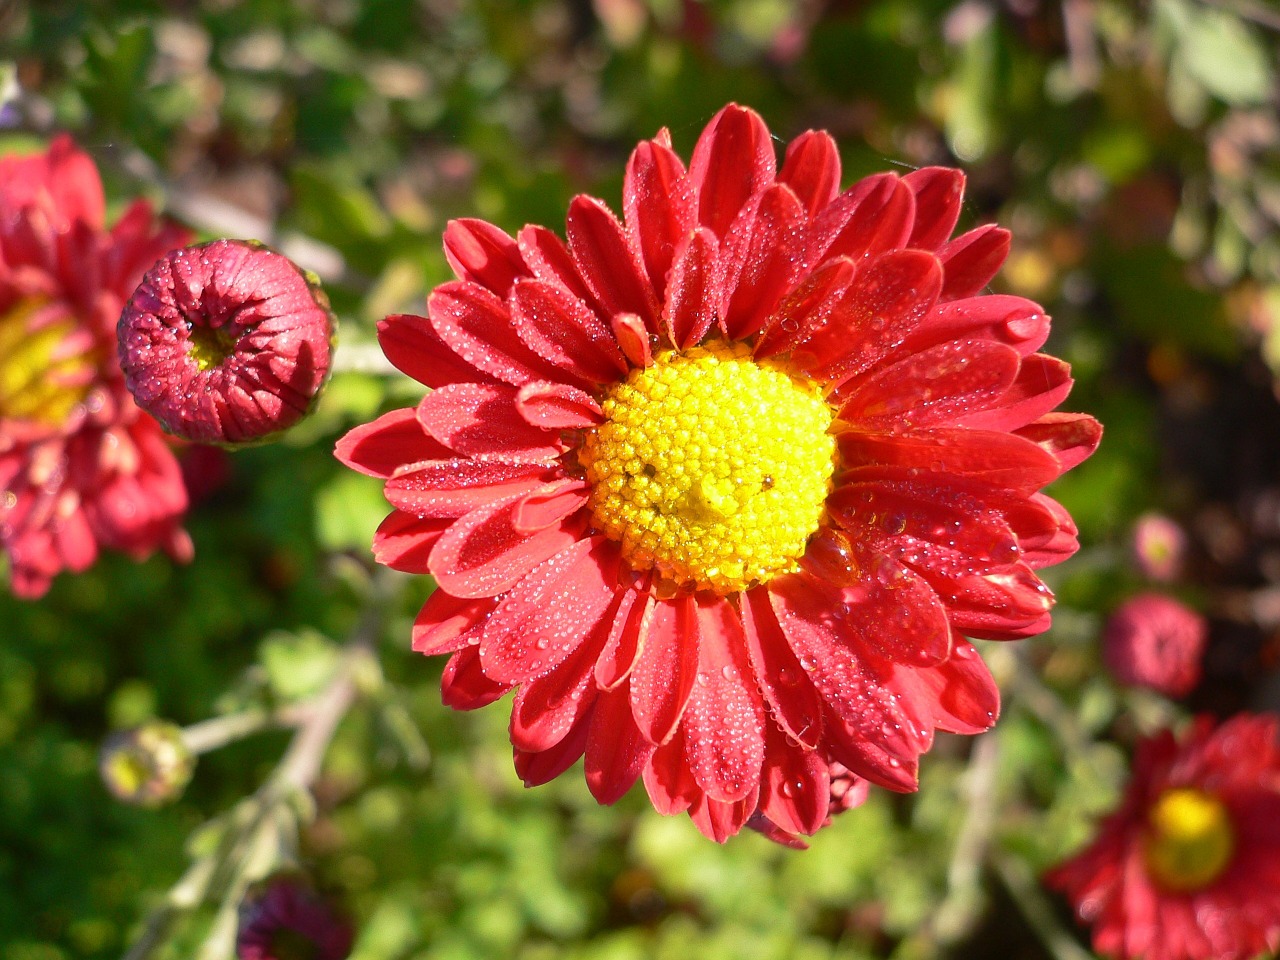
left=1143, top=787, right=1236, bottom=892
left=580, top=340, right=835, bottom=594
left=0, top=299, right=91, bottom=425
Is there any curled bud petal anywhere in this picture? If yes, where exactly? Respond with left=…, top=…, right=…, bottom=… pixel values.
left=119, top=239, right=335, bottom=445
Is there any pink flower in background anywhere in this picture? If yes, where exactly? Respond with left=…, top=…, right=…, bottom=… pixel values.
left=1104, top=593, right=1207, bottom=697
left=0, top=135, right=192, bottom=597
left=1131, top=512, right=1188, bottom=582
left=1046, top=714, right=1280, bottom=960
left=237, top=874, right=353, bottom=960
left=337, top=103, right=1100, bottom=841
left=119, top=239, right=334, bottom=445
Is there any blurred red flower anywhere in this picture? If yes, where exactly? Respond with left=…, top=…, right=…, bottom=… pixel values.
left=1047, top=714, right=1280, bottom=960
left=336, top=103, right=1100, bottom=841
left=237, top=874, right=353, bottom=960
left=0, top=135, right=191, bottom=597
left=119, top=239, right=334, bottom=445
left=1104, top=593, right=1208, bottom=697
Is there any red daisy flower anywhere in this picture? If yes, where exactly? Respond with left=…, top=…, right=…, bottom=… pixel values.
left=119, top=239, right=335, bottom=445
left=336, top=103, right=1101, bottom=841
left=0, top=135, right=192, bottom=597
left=1046, top=714, right=1280, bottom=960
left=1103, top=593, right=1207, bottom=698
left=237, top=874, right=353, bottom=960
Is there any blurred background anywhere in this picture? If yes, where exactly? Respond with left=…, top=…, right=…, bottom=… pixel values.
left=2, top=0, right=1280, bottom=958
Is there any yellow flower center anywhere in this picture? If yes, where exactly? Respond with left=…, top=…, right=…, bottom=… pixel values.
left=0, top=299, right=91, bottom=425
left=580, top=340, right=836, bottom=594
left=1143, top=787, right=1236, bottom=892
left=188, top=322, right=239, bottom=372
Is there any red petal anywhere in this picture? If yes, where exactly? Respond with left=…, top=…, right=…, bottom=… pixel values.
left=515, top=381, right=603, bottom=430
left=903, top=167, right=965, bottom=251
left=662, top=227, right=720, bottom=348
left=593, top=578, right=652, bottom=690
left=477, top=536, right=620, bottom=683
left=1016, top=413, right=1102, bottom=473
left=377, top=313, right=487, bottom=388
left=916, top=638, right=999, bottom=734
left=517, top=224, right=601, bottom=310
left=778, top=130, right=841, bottom=216
left=719, top=183, right=807, bottom=340
left=514, top=716, right=590, bottom=786
left=680, top=596, right=766, bottom=803
left=945, top=564, right=1056, bottom=640
left=807, top=174, right=914, bottom=267
left=441, top=646, right=511, bottom=710
left=429, top=281, right=565, bottom=387
left=585, top=682, right=655, bottom=804
left=757, top=723, right=831, bottom=837
left=511, top=478, right=588, bottom=533
left=754, top=257, right=856, bottom=358
left=411, top=590, right=496, bottom=655
left=509, top=279, right=628, bottom=383
left=837, top=339, right=1021, bottom=432
left=416, top=383, right=562, bottom=461
left=939, top=225, right=1010, bottom=300
left=741, top=587, right=825, bottom=748
left=510, top=633, right=602, bottom=752
left=623, top=134, right=694, bottom=299
left=793, top=249, right=943, bottom=384
left=442, top=218, right=529, bottom=295
left=384, top=458, right=553, bottom=519
left=611, top=312, right=653, bottom=368
left=688, top=789, right=756, bottom=843
left=687, top=103, right=776, bottom=238
left=824, top=707, right=920, bottom=792
left=336, top=407, right=449, bottom=478
left=1020, top=494, right=1079, bottom=568
left=629, top=594, right=699, bottom=745
left=372, top=510, right=449, bottom=573
left=955, top=354, right=1073, bottom=433
left=904, top=295, right=1050, bottom=357
left=567, top=195, right=660, bottom=332
left=642, top=736, right=699, bottom=815
left=837, top=426, right=1062, bottom=494
left=429, top=493, right=583, bottom=598
left=768, top=575, right=935, bottom=776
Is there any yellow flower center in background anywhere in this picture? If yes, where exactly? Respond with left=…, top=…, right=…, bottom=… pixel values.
left=1143, top=787, right=1236, bottom=892
left=580, top=340, right=835, bottom=594
left=0, top=299, right=91, bottom=425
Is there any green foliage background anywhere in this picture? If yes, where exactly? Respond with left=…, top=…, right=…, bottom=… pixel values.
left=2, top=0, right=1280, bottom=957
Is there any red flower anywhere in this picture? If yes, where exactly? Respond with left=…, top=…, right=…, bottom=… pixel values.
left=1104, top=593, right=1207, bottom=697
left=237, top=874, right=353, bottom=960
left=1046, top=714, right=1280, bottom=960
left=119, top=239, right=335, bottom=445
left=336, top=103, right=1100, bottom=842
left=0, top=136, right=191, bottom=597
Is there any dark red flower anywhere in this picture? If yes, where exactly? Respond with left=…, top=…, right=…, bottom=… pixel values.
left=0, top=135, right=192, bottom=597
left=237, top=875, right=353, bottom=960
left=118, top=239, right=334, bottom=445
left=1046, top=714, right=1280, bottom=960
left=1104, top=593, right=1207, bottom=698
left=336, top=103, right=1101, bottom=842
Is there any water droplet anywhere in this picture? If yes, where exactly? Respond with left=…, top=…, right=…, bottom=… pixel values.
left=721, top=665, right=736, bottom=681
left=535, top=637, right=549, bottom=650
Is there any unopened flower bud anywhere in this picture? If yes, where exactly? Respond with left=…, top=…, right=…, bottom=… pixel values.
left=1103, top=592, right=1208, bottom=697
left=118, top=239, right=335, bottom=445
left=238, top=873, right=353, bottom=960
left=99, top=720, right=195, bottom=807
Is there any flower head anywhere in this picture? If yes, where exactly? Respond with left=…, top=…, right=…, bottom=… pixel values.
left=1046, top=714, right=1280, bottom=960
left=237, top=874, right=353, bottom=960
left=336, top=103, right=1101, bottom=841
left=0, top=135, right=192, bottom=597
left=119, top=239, right=335, bottom=445
left=1131, top=512, right=1188, bottom=582
left=1103, top=593, right=1207, bottom=698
